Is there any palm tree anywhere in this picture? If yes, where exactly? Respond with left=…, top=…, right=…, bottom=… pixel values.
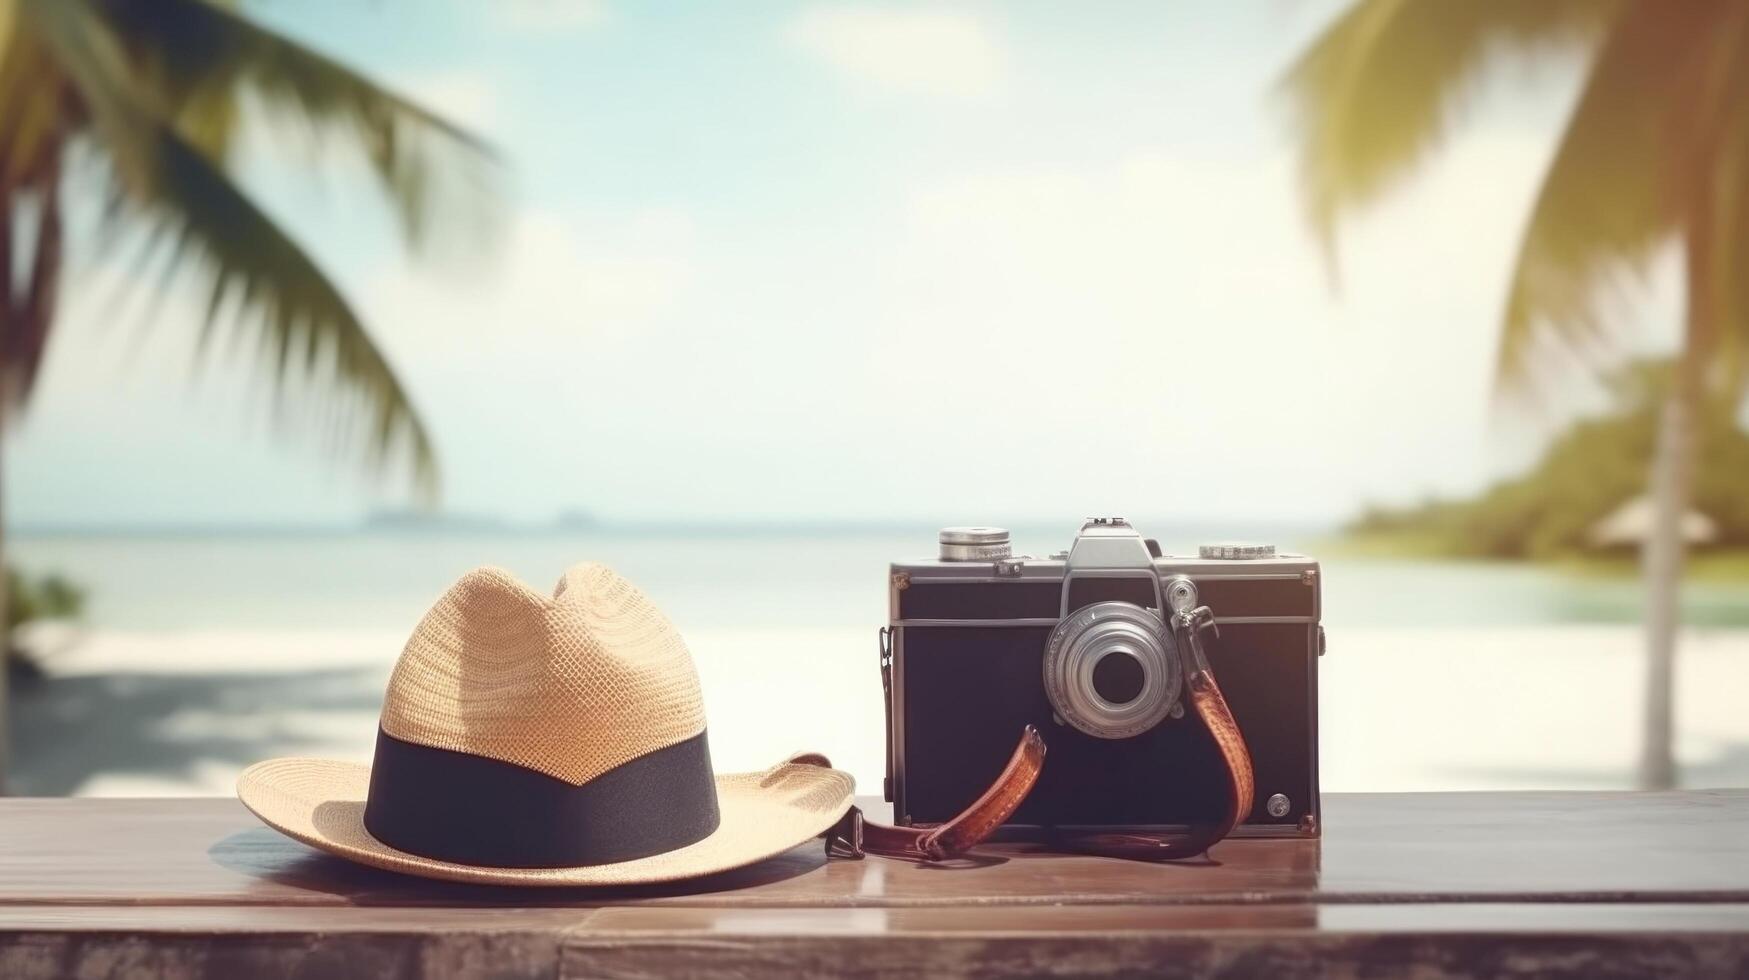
left=0, top=0, right=497, bottom=788
left=1282, top=0, right=1749, bottom=788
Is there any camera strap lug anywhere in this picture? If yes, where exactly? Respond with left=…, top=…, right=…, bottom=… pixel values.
left=1171, top=605, right=1220, bottom=675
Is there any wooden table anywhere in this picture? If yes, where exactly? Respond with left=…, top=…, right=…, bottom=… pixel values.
left=1, top=791, right=1746, bottom=978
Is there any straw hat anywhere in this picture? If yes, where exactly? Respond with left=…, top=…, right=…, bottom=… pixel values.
left=237, top=562, right=854, bottom=886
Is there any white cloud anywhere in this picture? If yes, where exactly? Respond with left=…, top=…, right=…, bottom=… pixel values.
left=366, top=206, right=697, bottom=351
left=495, top=0, right=609, bottom=32
left=786, top=4, right=1005, bottom=100
left=833, top=131, right=1599, bottom=521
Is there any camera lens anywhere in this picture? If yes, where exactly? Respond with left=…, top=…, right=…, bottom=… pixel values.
left=1091, top=650, right=1146, bottom=704
left=1043, top=601, right=1182, bottom=739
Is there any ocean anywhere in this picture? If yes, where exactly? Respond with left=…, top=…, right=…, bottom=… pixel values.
left=9, top=525, right=1749, bottom=796
left=12, top=524, right=1749, bottom=633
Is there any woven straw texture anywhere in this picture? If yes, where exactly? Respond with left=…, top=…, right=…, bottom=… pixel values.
left=237, top=756, right=854, bottom=886
left=378, top=562, right=706, bottom=785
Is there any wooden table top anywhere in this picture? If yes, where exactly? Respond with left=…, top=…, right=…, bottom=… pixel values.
left=2, top=791, right=1746, bottom=978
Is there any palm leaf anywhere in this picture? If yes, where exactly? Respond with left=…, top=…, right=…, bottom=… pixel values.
left=89, top=0, right=498, bottom=249
left=1498, top=1, right=1745, bottom=388
left=23, top=0, right=437, bottom=495
left=1279, top=0, right=1619, bottom=266
left=0, top=7, right=70, bottom=186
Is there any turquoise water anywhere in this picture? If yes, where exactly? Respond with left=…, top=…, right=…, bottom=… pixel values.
left=12, top=526, right=1749, bottom=632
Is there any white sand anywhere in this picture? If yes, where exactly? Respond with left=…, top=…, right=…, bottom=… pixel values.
left=14, top=625, right=1749, bottom=797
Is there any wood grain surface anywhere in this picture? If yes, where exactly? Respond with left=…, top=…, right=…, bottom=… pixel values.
left=2, top=791, right=1745, bottom=907
left=0, top=792, right=1745, bottom=977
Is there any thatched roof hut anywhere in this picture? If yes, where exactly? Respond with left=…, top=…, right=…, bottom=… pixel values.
left=1588, top=495, right=1717, bottom=549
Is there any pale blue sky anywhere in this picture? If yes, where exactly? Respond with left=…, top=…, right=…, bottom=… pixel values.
left=8, top=0, right=1679, bottom=528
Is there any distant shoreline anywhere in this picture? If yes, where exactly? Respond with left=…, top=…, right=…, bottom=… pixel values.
left=9, top=518, right=1336, bottom=541
left=1322, top=531, right=1749, bottom=582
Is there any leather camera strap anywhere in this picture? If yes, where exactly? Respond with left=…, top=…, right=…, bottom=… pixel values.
left=797, top=725, right=1046, bottom=862
left=807, top=615, right=1253, bottom=862
left=1047, top=665, right=1255, bottom=860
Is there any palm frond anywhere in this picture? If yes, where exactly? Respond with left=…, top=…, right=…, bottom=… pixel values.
left=89, top=0, right=499, bottom=251
left=24, top=0, right=437, bottom=495
left=0, top=10, right=71, bottom=186
left=1279, top=0, right=1618, bottom=266
left=5, top=153, right=62, bottom=403
left=0, top=0, right=15, bottom=73
left=170, top=74, right=240, bottom=165
left=1498, top=1, right=1743, bottom=389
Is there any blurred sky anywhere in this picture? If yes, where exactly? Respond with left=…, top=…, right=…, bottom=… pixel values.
left=8, top=0, right=1685, bottom=528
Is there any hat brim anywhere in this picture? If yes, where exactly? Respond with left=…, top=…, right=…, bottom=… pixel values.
left=237, top=756, right=855, bottom=887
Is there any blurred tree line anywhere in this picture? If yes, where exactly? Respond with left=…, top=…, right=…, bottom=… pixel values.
left=5, top=567, right=85, bottom=681
left=1348, top=361, right=1749, bottom=559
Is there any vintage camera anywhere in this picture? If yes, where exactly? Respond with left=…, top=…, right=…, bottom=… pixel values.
left=882, top=518, right=1322, bottom=837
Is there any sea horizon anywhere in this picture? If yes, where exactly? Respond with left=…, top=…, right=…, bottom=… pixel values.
left=8, top=514, right=1339, bottom=540
left=12, top=523, right=1749, bottom=633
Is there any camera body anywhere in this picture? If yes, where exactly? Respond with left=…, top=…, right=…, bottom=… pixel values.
left=882, top=518, right=1322, bottom=837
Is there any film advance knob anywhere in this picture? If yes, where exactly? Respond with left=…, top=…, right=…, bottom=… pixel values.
left=939, top=526, right=1012, bottom=562
left=1198, top=542, right=1277, bottom=560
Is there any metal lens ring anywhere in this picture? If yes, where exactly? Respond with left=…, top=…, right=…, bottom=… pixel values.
left=1042, top=601, right=1182, bottom=740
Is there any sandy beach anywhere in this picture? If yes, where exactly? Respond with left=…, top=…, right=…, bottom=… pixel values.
left=12, top=624, right=1748, bottom=797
